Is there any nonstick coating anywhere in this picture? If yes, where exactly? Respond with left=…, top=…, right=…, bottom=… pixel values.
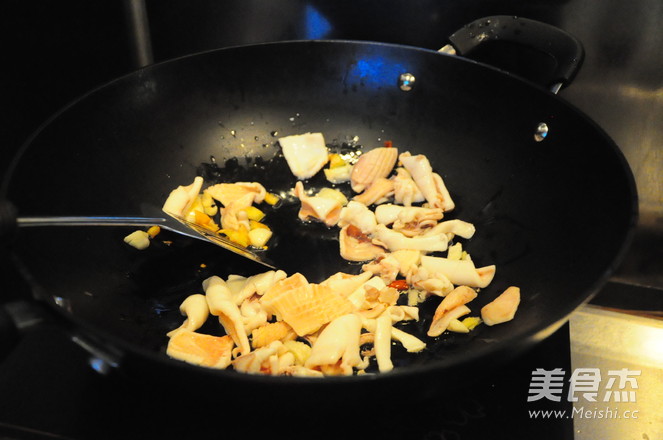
left=4, top=41, right=636, bottom=392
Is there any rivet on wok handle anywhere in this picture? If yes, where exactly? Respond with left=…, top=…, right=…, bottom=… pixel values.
left=399, top=73, right=416, bottom=91
left=534, top=122, right=549, bottom=142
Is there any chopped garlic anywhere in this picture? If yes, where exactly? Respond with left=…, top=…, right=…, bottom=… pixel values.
left=447, top=318, right=470, bottom=333
left=461, top=316, right=482, bottom=330
left=249, top=227, right=272, bottom=248
left=447, top=242, right=463, bottom=260
left=264, top=192, right=281, bottom=206
left=201, top=191, right=218, bottom=216
left=221, top=226, right=250, bottom=247
left=124, top=230, right=151, bottom=250
left=243, top=206, right=266, bottom=222
left=249, top=220, right=269, bottom=230
left=324, top=164, right=353, bottom=184
left=283, top=340, right=312, bottom=365
left=407, top=289, right=419, bottom=306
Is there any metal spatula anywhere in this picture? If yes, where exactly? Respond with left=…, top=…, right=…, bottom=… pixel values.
left=4, top=202, right=275, bottom=269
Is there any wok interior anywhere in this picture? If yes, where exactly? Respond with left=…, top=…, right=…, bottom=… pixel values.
left=7, top=41, right=636, bottom=376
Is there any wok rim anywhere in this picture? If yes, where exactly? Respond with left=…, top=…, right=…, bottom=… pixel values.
left=3, top=39, right=639, bottom=385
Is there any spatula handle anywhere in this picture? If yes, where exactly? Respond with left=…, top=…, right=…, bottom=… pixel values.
left=16, top=216, right=167, bottom=227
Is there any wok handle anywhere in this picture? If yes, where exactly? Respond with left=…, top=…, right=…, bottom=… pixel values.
left=444, top=15, right=584, bottom=93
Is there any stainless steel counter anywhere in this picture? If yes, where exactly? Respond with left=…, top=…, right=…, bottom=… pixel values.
left=559, top=1, right=663, bottom=290
left=570, top=304, right=663, bottom=439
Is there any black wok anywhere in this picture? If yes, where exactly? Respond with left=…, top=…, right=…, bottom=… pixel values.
left=1, top=18, right=636, bottom=400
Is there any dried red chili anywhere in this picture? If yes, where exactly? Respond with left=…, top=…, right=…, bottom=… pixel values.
left=388, top=279, right=409, bottom=291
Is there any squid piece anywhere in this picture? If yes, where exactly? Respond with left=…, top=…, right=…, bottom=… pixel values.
left=392, top=327, right=426, bottom=353
left=386, top=305, right=419, bottom=324
left=373, top=203, right=405, bottom=226
left=363, top=317, right=425, bottom=353
left=364, top=249, right=422, bottom=285
left=481, top=286, right=521, bottom=326
left=362, top=254, right=401, bottom=284
left=203, top=275, right=233, bottom=302
left=358, top=302, right=387, bottom=319
left=162, top=176, right=204, bottom=216
left=427, top=305, right=471, bottom=337
left=260, top=274, right=356, bottom=336
left=339, top=225, right=386, bottom=262
left=316, top=188, right=348, bottom=206
left=433, top=286, right=477, bottom=322
left=338, top=200, right=377, bottom=235
left=167, top=293, right=210, bottom=337
left=282, top=365, right=325, bottom=378
left=374, top=204, right=443, bottom=227
left=420, top=255, right=496, bottom=288
left=225, top=274, right=248, bottom=297
left=204, top=182, right=266, bottom=208
left=234, top=269, right=288, bottom=305
left=375, top=204, right=444, bottom=237
left=203, top=276, right=252, bottom=356
left=351, top=146, right=399, bottom=193
left=166, top=330, right=234, bottom=369
left=219, top=193, right=252, bottom=232
left=276, top=351, right=297, bottom=374
left=362, top=249, right=419, bottom=284
left=399, top=152, right=454, bottom=212
left=240, top=294, right=271, bottom=333
left=372, top=224, right=449, bottom=253
left=319, top=271, right=373, bottom=297
left=293, top=181, right=343, bottom=227
left=378, top=287, right=400, bottom=305
left=373, top=312, right=394, bottom=372
left=391, top=167, right=425, bottom=206
left=390, top=249, right=422, bottom=278
left=232, top=340, right=284, bottom=375
left=305, top=313, right=363, bottom=376
left=412, top=270, right=455, bottom=297
left=279, top=132, right=329, bottom=180
left=346, top=276, right=387, bottom=310
left=423, top=219, right=476, bottom=240
left=352, top=177, right=394, bottom=206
